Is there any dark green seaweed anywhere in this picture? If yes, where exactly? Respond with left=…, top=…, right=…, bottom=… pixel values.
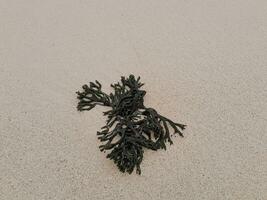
left=76, top=75, right=186, bottom=174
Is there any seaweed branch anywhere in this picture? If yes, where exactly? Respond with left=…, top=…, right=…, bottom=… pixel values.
left=76, top=75, right=186, bottom=174
left=76, top=81, right=111, bottom=111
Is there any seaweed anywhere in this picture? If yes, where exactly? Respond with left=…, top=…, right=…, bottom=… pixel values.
left=76, top=75, right=186, bottom=174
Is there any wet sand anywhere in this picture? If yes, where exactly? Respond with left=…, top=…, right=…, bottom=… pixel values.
left=0, top=0, right=266, bottom=199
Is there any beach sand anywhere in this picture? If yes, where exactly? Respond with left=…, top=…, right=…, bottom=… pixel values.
left=0, top=0, right=266, bottom=199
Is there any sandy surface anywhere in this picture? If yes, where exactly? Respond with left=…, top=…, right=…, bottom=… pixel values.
left=1, top=0, right=267, bottom=199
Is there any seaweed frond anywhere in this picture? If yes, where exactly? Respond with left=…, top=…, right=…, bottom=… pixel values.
left=76, top=74, right=186, bottom=174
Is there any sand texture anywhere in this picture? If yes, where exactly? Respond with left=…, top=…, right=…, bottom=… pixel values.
left=0, top=0, right=267, bottom=199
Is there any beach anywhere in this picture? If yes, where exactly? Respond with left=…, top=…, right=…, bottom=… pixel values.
left=0, top=0, right=266, bottom=199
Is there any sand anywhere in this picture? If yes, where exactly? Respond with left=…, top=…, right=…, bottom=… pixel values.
left=0, top=0, right=267, bottom=199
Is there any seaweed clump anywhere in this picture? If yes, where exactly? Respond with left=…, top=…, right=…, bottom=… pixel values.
left=76, top=75, right=186, bottom=174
